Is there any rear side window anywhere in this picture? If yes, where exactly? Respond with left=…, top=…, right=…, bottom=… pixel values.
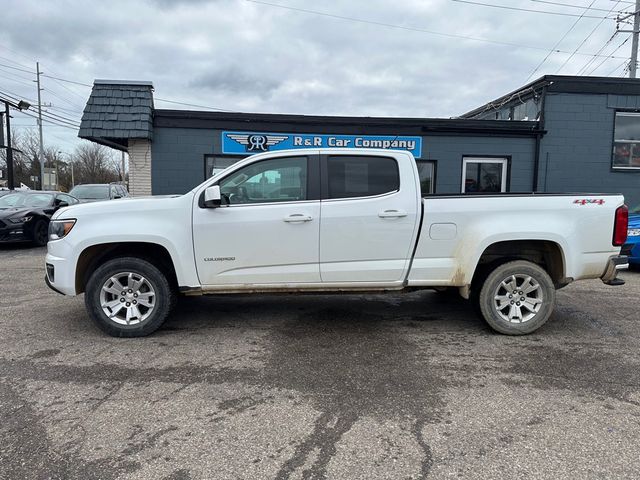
left=326, top=155, right=399, bottom=199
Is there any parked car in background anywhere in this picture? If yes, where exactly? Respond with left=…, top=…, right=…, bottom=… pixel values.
left=0, top=191, right=78, bottom=246
left=625, top=204, right=640, bottom=268
left=69, top=183, right=128, bottom=203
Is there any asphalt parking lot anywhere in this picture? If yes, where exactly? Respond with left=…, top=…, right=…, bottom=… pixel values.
left=1, top=246, right=639, bottom=480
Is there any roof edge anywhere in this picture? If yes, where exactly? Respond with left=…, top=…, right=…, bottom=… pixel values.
left=94, top=79, right=154, bottom=87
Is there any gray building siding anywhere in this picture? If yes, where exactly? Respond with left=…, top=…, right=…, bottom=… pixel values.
left=151, top=127, right=536, bottom=195
left=422, top=136, right=536, bottom=194
left=152, top=127, right=219, bottom=194
left=539, top=92, right=640, bottom=206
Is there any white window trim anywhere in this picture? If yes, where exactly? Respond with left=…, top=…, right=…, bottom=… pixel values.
left=461, top=157, right=508, bottom=193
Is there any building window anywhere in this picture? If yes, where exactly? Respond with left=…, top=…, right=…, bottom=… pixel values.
left=326, top=155, right=399, bottom=199
left=613, top=112, right=640, bottom=169
left=462, top=157, right=508, bottom=193
left=416, top=161, right=436, bottom=195
left=204, top=155, right=244, bottom=179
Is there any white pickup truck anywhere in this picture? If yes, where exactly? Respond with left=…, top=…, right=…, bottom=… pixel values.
left=45, top=148, right=629, bottom=337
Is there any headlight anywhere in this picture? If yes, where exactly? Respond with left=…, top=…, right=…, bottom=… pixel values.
left=48, top=219, right=76, bottom=241
left=628, top=228, right=640, bottom=237
left=8, top=215, right=32, bottom=224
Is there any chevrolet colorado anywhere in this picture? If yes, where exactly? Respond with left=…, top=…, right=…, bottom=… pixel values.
left=45, top=148, right=629, bottom=337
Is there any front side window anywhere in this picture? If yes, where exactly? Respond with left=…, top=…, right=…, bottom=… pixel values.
left=462, top=157, right=508, bottom=193
left=327, top=155, right=399, bottom=199
left=219, top=156, right=307, bottom=205
left=613, top=112, right=640, bottom=169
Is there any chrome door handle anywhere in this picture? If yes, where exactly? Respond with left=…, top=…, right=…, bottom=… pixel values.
left=378, top=209, right=407, bottom=218
left=283, top=214, right=313, bottom=223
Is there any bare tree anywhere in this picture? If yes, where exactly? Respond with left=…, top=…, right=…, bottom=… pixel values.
left=2, top=130, right=120, bottom=190
left=72, top=142, right=121, bottom=186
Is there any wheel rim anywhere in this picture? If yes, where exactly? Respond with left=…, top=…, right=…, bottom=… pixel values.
left=493, top=274, right=544, bottom=324
left=99, top=272, right=156, bottom=326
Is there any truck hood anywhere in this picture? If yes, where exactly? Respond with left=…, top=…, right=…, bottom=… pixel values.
left=629, top=213, right=640, bottom=229
left=52, top=194, right=189, bottom=220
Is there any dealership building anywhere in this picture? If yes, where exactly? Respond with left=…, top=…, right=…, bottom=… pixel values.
left=79, top=75, right=639, bottom=206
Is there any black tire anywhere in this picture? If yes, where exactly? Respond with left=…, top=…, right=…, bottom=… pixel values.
left=31, top=219, right=49, bottom=247
left=84, top=256, right=176, bottom=337
left=477, top=260, right=556, bottom=335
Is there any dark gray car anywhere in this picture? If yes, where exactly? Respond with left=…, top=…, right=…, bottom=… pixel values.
left=69, top=183, right=129, bottom=203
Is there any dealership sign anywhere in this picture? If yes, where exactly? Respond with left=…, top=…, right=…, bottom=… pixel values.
left=222, top=131, right=423, bottom=158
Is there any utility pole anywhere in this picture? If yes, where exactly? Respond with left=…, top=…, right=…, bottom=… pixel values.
left=4, top=102, right=13, bottom=189
left=619, top=0, right=640, bottom=78
left=36, top=62, right=45, bottom=189
left=632, top=0, right=640, bottom=78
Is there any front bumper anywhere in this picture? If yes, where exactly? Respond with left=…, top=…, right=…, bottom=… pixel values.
left=601, top=255, right=628, bottom=286
left=45, top=239, right=78, bottom=296
left=0, top=221, right=29, bottom=243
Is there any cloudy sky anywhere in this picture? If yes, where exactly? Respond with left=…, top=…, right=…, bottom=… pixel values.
left=0, top=0, right=635, bottom=152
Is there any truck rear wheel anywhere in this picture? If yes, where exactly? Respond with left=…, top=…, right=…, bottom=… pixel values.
left=84, top=257, right=175, bottom=337
left=477, top=260, right=555, bottom=335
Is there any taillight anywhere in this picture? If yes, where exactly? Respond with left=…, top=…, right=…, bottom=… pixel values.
left=613, top=205, right=628, bottom=246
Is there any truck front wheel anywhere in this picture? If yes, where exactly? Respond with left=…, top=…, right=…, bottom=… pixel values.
left=477, top=260, right=556, bottom=335
left=84, top=257, right=176, bottom=337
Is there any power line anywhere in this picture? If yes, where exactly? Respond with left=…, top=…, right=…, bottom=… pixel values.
left=43, top=87, right=85, bottom=111
left=450, top=0, right=618, bottom=19
left=0, top=64, right=34, bottom=83
left=554, top=1, right=622, bottom=73
left=575, top=31, right=619, bottom=74
left=586, top=36, right=631, bottom=74
left=606, top=58, right=630, bottom=75
left=246, top=0, right=630, bottom=59
left=524, top=0, right=598, bottom=82
left=530, top=0, right=630, bottom=13
left=0, top=62, right=34, bottom=74
left=40, top=74, right=91, bottom=88
left=13, top=109, right=79, bottom=131
left=154, top=97, right=236, bottom=112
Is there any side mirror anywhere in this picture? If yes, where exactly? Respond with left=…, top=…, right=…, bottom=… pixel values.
left=113, top=195, right=122, bottom=199
left=56, top=201, right=69, bottom=209
left=203, top=185, right=222, bottom=208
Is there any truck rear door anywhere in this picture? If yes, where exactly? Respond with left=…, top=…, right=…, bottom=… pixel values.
left=319, top=152, right=421, bottom=283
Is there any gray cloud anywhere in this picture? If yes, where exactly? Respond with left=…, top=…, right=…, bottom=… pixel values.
left=0, top=0, right=628, bottom=151
left=189, top=67, right=281, bottom=97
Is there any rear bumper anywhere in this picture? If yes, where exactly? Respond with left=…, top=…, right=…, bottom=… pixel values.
left=622, top=240, right=639, bottom=264
left=601, top=255, right=628, bottom=285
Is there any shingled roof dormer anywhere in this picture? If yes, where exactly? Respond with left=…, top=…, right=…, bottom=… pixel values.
left=78, top=80, right=154, bottom=150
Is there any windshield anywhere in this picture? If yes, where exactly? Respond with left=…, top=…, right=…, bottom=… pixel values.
left=631, top=204, right=640, bottom=214
left=0, top=193, right=54, bottom=208
left=69, top=185, right=110, bottom=199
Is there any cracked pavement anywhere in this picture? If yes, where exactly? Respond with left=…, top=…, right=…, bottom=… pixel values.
left=1, top=245, right=639, bottom=479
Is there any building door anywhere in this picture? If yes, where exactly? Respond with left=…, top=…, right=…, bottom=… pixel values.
left=462, top=157, right=508, bottom=193
left=192, top=154, right=321, bottom=286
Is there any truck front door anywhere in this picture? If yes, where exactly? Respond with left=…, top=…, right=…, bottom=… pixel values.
left=192, top=154, right=321, bottom=286
left=319, top=153, right=421, bottom=283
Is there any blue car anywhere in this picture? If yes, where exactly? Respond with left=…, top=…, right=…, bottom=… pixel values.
left=625, top=205, right=640, bottom=267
